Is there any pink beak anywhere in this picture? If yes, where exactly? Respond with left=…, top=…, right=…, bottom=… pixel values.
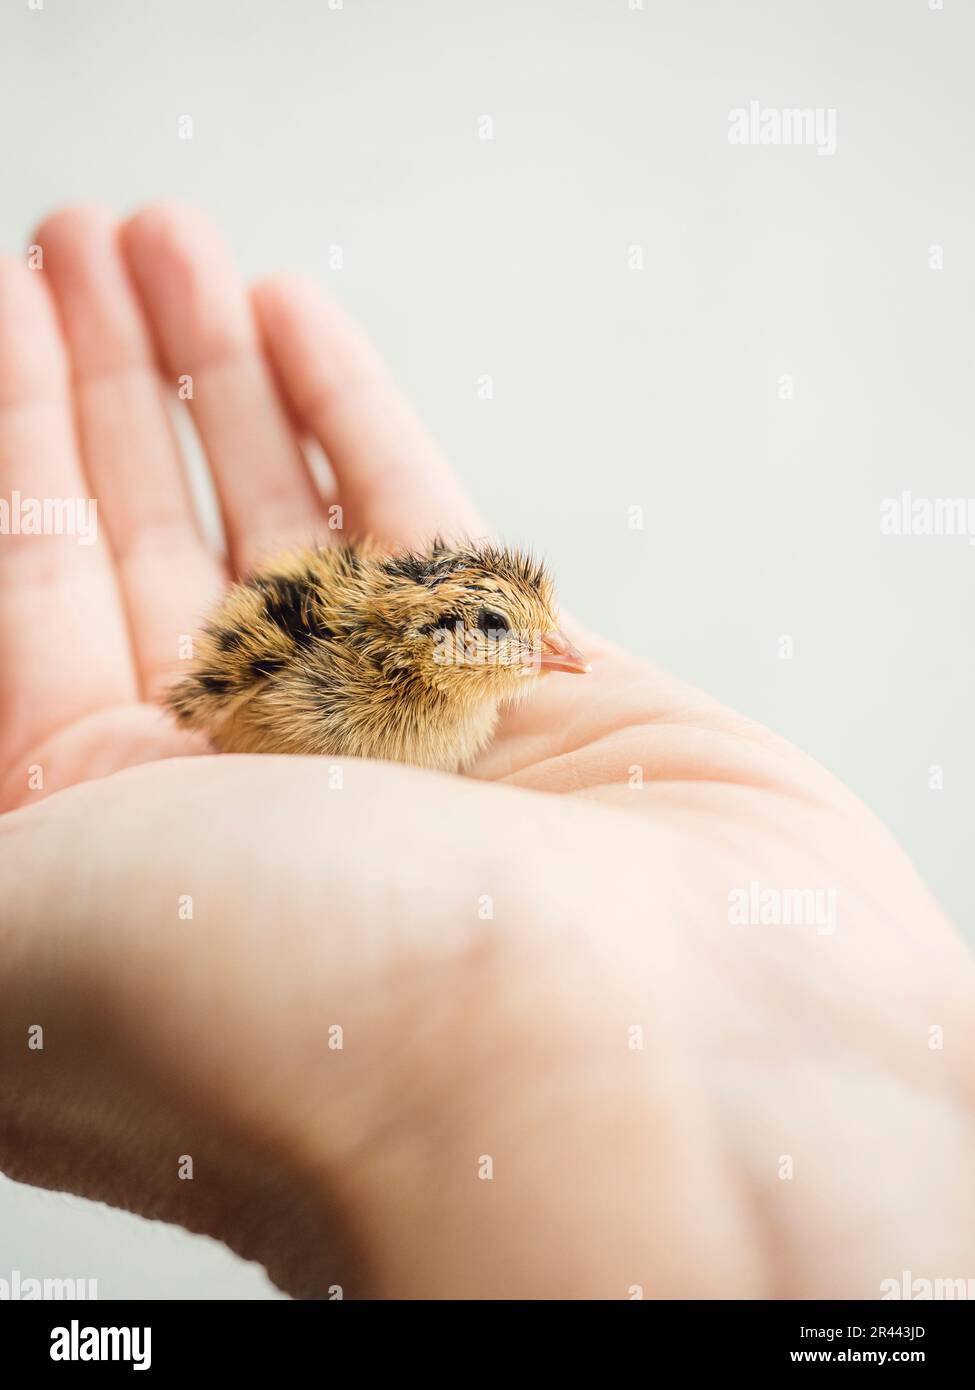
left=539, top=630, right=590, bottom=675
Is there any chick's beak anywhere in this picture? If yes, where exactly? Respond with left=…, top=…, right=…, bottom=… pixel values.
left=538, top=630, right=590, bottom=675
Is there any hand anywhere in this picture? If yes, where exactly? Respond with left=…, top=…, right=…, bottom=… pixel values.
left=1, top=204, right=972, bottom=1299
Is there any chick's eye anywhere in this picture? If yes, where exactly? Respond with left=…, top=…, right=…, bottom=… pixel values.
left=477, top=608, right=510, bottom=635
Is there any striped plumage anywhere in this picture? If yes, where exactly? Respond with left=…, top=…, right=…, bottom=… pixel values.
left=165, top=539, right=586, bottom=773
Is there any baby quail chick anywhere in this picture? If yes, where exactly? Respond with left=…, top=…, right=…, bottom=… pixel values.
left=166, top=539, right=588, bottom=773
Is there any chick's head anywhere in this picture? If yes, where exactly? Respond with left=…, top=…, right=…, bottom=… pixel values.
left=371, top=542, right=588, bottom=698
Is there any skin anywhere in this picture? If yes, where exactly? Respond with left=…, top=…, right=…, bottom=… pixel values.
left=1, top=202, right=973, bottom=1300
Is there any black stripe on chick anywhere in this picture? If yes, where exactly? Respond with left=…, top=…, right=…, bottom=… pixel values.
left=251, top=575, right=333, bottom=647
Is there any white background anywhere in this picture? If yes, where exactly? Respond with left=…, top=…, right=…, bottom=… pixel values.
left=1, top=0, right=972, bottom=1298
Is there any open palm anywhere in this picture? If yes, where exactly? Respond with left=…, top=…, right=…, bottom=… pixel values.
left=2, top=203, right=973, bottom=1298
